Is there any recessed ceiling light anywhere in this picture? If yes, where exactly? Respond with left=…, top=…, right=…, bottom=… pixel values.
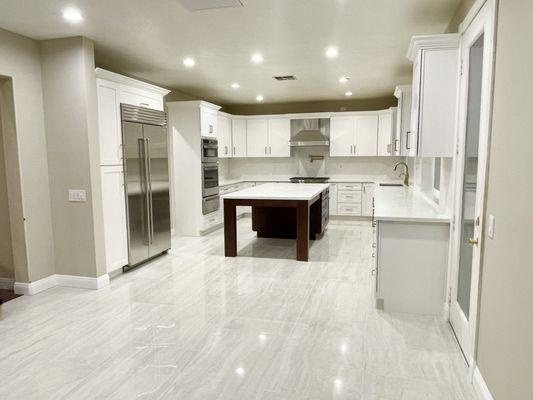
left=251, top=53, right=264, bottom=64
left=62, top=7, right=83, bottom=23
left=256, top=94, right=264, bottom=102
left=325, top=46, right=339, bottom=59
left=183, top=57, right=196, bottom=68
left=345, top=91, right=353, bottom=97
left=339, top=76, right=350, bottom=84
left=231, top=83, right=240, bottom=90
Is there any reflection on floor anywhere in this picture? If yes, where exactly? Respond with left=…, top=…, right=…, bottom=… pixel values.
left=0, top=218, right=476, bottom=399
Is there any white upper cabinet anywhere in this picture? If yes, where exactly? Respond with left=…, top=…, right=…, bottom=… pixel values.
left=377, top=108, right=396, bottom=157
left=354, top=114, right=378, bottom=156
left=200, top=107, right=218, bottom=138
left=246, top=119, right=269, bottom=157
left=330, top=116, right=355, bottom=156
left=97, top=79, right=122, bottom=166
left=246, top=118, right=290, bottom=158
left=407, top=34, right=460, bottom=157
left=394, top=85, right=412, bottom=156
left=267, top=118, right=291, bottom=157
left=95, top=69, right=169, bottom=166
left=217, top=114, right=232, bottom=158
left=231, top=118, right=247, bottom=157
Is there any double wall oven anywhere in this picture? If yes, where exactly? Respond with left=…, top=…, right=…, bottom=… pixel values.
left=201, top=138, right=220, bottom=214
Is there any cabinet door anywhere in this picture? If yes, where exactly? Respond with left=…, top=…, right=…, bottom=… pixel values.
left=417, top=49, right=459, bottom=157
left=101, top=165, right=128, bottom=273
left=217, top=115, right=232, bottom=158
left=362, top=183, right=375, bottom=217
left=354, top=114, right=378, bottom=156
left=396, top=89, right=412, bottom=156
left=377, top=111, right=393, bottom=156
left=329, top=184, right=338, bottom=216
left=201, top=108, right=218, bottom=137
left=330, top=116, right=354, bottom=157
left=268, top=118, right=290, bottom=157
left=120, top=87, right=164, bottom=111
left=246, top=119, right=269, bottom=157
left=409, top=57, right=421, bottom=157
left=232, top=119, right=247, bottom=157
left=97, top=80, right=122, bottom=166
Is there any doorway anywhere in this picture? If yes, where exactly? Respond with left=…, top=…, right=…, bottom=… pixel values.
left=449, top=1, right=495, bottom=367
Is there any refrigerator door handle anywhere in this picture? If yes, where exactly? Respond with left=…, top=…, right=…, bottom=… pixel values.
left=145, top=138, right=154, bottom=244
left=138, top=138, right=150, bottom=245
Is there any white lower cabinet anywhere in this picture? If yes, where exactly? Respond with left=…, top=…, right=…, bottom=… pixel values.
left=329, top=184, right=338, bottom=216
left=362, top=183, right=375, bottom=217
left=100, top=165, right=128, bottom=273
left=375, top=221, right=449, bottom=315
left=337, top=183, right=362, bottom=216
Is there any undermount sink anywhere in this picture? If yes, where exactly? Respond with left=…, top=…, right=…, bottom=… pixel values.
left=380, top=183, right=404, bottom=187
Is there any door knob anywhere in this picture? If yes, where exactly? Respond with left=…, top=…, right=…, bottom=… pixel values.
left=468, top=237, right=478, bottom=246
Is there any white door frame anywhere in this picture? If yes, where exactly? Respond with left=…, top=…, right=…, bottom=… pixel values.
left=448, top=0, right=497, bottom=371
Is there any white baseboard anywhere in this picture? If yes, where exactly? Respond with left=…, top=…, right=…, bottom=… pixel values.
left=14, top=273, right=110, bottom=296
left=473, top=366, right=494, bottom=400
left=0, top=277, right=15, bottom=290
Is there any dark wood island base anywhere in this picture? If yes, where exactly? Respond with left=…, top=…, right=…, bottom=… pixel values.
left=223, top=187, right=329, bottom=262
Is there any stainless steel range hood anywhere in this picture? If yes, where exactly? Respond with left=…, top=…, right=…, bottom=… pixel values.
left=289, top=118, right=330, bottom=147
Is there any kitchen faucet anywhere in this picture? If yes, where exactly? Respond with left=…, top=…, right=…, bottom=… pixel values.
left=393, top=162, right=410, bottom=186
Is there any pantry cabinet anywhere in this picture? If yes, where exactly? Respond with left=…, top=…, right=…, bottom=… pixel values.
left=407, top=34, right=460, bottom=157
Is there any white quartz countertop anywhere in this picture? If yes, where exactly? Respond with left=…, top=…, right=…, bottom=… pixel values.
left=221, top=183, right=329, bottom=201
left=374, top=186, right=450, bottom=223
left=219, top=176, right=402, bottom=187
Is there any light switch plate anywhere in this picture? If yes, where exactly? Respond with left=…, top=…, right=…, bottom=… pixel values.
left=68, top=189, right=87, bottom=202
left=488, top=214, right=495, bottom=239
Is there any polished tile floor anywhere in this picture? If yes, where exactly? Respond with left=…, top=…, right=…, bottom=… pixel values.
left=0, top=218, right=477, bottom=400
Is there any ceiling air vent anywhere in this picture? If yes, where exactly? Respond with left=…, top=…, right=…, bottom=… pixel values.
left=273, top=75, right=297, bottom=81
left=177, top=0, right=244, bottom=12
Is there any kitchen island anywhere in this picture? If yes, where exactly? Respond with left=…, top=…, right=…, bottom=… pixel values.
left=372, top=185, right=451, bottom=316
left=222, top=183, right=329, bottom=261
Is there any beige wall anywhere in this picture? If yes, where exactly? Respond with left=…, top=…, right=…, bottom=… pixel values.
left=222, top=96, right=397, bottom=116
left=0, top=28, right=55, bottom=283
left=0, top=99, right=14, bottom=279
left=446, top=0, right=478, bottom=33
left=475, top=0, right=533, bottom=398
left=40, top=37, right=106, bottom=278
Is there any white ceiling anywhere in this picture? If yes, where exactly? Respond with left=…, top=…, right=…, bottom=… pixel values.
left=0, top=0, right=461, bottom=105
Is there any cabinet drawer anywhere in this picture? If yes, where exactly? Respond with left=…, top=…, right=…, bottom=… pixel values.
left=202, top=210, right=222, bottom=230
left=338, top=183, right=362, bottom=191
left=338, top=191, right=362, bottom=203
left=338, top=203, right=362, bottom=216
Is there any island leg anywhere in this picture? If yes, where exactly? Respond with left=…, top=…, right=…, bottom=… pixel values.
left=224, top=199, right=237, bottom=257
left=296, top=201, right=310, bottom=261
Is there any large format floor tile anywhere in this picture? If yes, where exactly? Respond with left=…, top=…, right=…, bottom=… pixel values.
left=0, top=218, right=477, bottom=400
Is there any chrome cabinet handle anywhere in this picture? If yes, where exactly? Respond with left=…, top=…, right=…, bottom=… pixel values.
left=225, top=146, right=228, bottom=155
left=233, top=146, right=236, bottom=156
left=264, top=146, right=267, bottom=155
left=209, top=125, right=214, bottom=134
left=406, top=131, right=412, bottom=149
left=394, top=139, right=400, bottom=152
left=139, top=102, right=150, bottom=108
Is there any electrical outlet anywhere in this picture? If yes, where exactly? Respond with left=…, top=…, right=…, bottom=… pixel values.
left=68, top=189, right=87, bottom=203
left=488, top=215, right=495, bottom=239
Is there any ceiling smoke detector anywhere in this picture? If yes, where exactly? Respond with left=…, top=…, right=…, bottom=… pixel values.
left=177, top=0, right=244, bottom=12
left=273, top=75, right=297, bottom=81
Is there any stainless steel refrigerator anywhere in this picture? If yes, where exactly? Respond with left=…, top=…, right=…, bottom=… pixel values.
left=121, top=104, right=171, bottom=269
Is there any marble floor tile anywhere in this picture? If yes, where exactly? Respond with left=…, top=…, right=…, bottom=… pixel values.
left=0, top=218, right=477, bottom=400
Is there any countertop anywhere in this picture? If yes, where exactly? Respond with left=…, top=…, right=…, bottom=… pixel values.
left=373, top=186, right=450, bottom=223
left=219, top=176, right=402, bottom=187
left=221, top=183, right=329, bottom=201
